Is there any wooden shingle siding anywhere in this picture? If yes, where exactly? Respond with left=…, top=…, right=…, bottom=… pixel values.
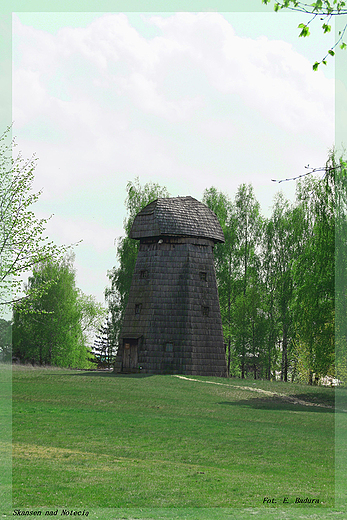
left=130, top=197, right=224, bottom=243
left=115, top=197, right=228, bottom=377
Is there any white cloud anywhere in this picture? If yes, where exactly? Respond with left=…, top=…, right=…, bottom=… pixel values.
left=12, top=11, right=335, bottom=302
left=13, top=12, right=334, bottom=172
left=148, top=13, right=333, bottom=138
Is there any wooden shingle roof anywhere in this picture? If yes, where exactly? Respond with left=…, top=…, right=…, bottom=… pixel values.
left=130, top=196, right=225, bottom=243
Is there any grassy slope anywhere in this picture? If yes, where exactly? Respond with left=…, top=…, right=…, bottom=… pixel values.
left=11, top=366, right=340, bottom=517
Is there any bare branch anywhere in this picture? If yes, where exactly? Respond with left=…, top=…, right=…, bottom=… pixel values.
left=271, top=164, right=340, bottom=183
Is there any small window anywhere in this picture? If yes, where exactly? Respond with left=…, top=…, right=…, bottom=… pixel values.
left=199, top=271, right=207, bottom=281
left=140, top=270, right=148, bottom=279
left=135, top=304, right=142, bottom=315
left=165, top=343, right=173, bottom=352
left=202, top=306, right=209, bottom=317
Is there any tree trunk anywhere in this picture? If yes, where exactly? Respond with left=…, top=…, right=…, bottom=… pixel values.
left=227, top=338, right=231, bottom=375
left=227, top=288, right=231, bottom=377
left=252, top=319, right=256, bottom=379
left=281, top=325, right=288, bottom=382
left=291, top=358, right=297, bottom=382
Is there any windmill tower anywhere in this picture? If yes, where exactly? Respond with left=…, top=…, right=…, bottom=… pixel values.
left=114, top=196, right=228, bottom=377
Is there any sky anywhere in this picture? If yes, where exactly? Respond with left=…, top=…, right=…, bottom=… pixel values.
left=12, top=10, right=336, bottom=311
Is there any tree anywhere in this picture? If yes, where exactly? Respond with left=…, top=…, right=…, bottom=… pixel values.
left=12, top=254, right=105, bottom=368
left=203, top=187, right=238, bottom=375
left=267, top=193, right=296, bottom=382
left=204, top=162, right=339, bottom=383
left=247, top=281, right=269, bottom=379
left=262, top=0, right=347, bottom=69
left=105, top=178, right=170, bottom=350
left=261, top=217, right=282, bottom=380
left=91, top=320, right=116, bottom=369
left=204, top=185, right=270, bottom=380
left=268, top=152, right=344, bottom=383
left=233, top=184, right=263, bottom=379
left=290, top=156, right=336, bottom=383
left=0, top=318, right=11, bottom=362
left=335, top=154, right=347, bottom=382
left=0, top=126, right=71, bottom=315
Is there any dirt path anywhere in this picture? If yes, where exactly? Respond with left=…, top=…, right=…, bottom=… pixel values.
left=173, top=375, right=343, bottom=411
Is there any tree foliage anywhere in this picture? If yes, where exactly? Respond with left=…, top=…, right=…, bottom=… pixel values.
left=204, top=185, right=265, bottom=379
left=261, top=0, right=347, bottom=69
left=290, top=160, right=335, bottom=383
left=203, top=151, right=342, bottom=384
left=0, top=126, right=72, bottom=315
left=266, top=193, right=295, bottom=381
left=203, top=188, right=240, bottom=375
left=335, top=154, right=347, bottom=382
left=0, top=318, right=11, bottom=362
left=12, top=254, right=105, bottom=368
left=91, top=320, right=117, bottom=369
left=232, top=185, right=263, bottom=379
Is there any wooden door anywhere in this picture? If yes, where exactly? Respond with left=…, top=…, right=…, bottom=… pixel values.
left=123, top=339, right=138, bottom=370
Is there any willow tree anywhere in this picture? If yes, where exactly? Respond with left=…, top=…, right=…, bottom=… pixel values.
left=335, top=154, right=347, bottom=382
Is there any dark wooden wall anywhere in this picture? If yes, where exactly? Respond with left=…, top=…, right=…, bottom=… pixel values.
left=115, top=236, right=227, bottom=377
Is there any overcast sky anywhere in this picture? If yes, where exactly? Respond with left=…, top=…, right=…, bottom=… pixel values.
left=12, top=11, right=335, bottom=310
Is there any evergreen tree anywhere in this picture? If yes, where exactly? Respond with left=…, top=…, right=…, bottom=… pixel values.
left=92, top=320, right=116, bottom=369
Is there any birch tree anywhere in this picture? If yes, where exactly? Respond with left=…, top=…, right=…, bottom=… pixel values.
left=12, top=254, right=105, bottom=367
left=262, top=0, right=347, bottom=69
left=0, top=127, right=70, bottom=314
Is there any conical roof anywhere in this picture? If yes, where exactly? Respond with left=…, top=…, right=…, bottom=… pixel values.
left=130, top=196, right=224, bottom=243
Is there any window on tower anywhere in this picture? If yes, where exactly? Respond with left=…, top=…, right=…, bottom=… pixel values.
left=202, top=306, right=209, bottom=316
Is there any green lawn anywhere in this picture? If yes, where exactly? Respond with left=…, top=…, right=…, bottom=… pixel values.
left=10, top=366, right=342, bottom=518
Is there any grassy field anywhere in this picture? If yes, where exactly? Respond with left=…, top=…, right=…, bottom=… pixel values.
left=10, top=365, right=345, bottom=519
